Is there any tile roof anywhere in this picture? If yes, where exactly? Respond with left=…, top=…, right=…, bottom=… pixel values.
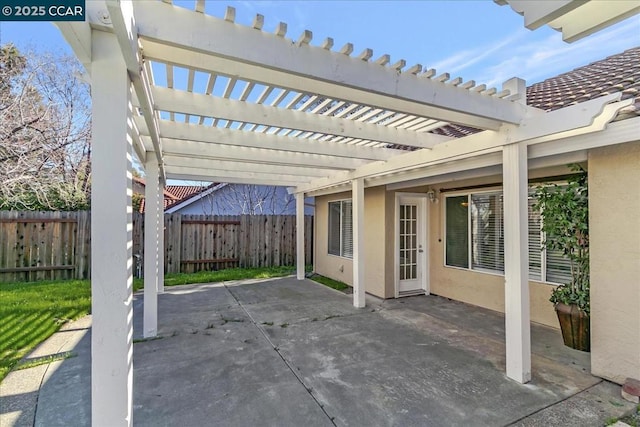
left=136, top=181, right=213, bottom=213
left=164, top=185, right=206, bottom=201
left=435, top=46, right=640, bottom=139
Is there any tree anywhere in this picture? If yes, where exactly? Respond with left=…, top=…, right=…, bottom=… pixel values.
left=0, top=45, right=91, bottom=210
left=199, top=184, right=295, bottom=215
left=534, top=165, right=590, bottom=314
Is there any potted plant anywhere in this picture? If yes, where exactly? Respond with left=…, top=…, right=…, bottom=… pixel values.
left=534, top=164, right=590, bottom=351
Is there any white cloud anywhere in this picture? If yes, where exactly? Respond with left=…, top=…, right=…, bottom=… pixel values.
left=430, top=16, right=640, bottom=89
left=431, top=29, right=528, bottom=76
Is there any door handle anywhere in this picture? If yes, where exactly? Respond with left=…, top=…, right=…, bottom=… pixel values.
left=418, top=249, right=424, bottom=253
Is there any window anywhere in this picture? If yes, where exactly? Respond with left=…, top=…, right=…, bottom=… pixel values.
left=445, top=192, right=504, bottom=273
left=328, top=200, right=352, bottom=258
left=527, top=195, right=572, bottom=284
left=445, top=196, right=468, bottom=268
left=445, top=189, right=572, bottom=284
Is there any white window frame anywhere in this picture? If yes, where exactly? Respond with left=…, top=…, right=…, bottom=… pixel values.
left=327, top=199, right=353, bottom=259
left=443, top=186, right=569, bottom=285
left=443, top=188, right=505, bottom=275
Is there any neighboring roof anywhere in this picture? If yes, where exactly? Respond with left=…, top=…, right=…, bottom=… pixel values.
left=164, top=183, right=226, bottom=214
left=435, top=47, right=640, bottom=139
left=135, top=178, right=214, bottom=213
left=164, top=185, right=205, bottom=201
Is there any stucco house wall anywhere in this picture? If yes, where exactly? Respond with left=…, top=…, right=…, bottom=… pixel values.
left=170, top=184, right=315, bottom=215
left=315, top=187, right=390, bottom=297
left=589, top=140, right=640, bottom=384
left=315, top=165, right=576, bottom=330
left=314, top=151, right=640, bottom=383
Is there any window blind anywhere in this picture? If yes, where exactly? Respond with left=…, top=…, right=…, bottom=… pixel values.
left=327, top=200, right=353, bottom=258
left=471, top=192, right=504, bottom=273
left=341, top=200, right=353, bottom=258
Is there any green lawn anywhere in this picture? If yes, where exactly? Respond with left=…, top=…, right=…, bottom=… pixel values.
left=0, top=280, right=91, bottom=381
left=308, top=274, right=350, bottom=292
left=0, top=265, right=299, bottom=382
left=133, top=265, right=298, bottom=290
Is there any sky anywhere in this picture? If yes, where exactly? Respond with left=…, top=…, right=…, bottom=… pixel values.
left=1, top=0, right=639, bottom=89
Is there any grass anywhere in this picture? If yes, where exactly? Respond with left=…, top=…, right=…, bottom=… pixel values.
left=308, top=274, right=350, bottom=292
left=15, top=351, right=76, bottom=371
left=605, top=404, right=640, bottom=426
left=132, top=265, right=298, bottom=291
left=0, top=280, right=91, bottom=381
left=0, top=265, right=299, bottom=381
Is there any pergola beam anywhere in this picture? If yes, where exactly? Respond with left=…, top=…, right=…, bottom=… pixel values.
left=163, top=155, right=332, bottom=178
left=148, top=120, right=403, bottom=161
left=497, top=0, right=640, bottom=42
left=293, top=93, right=627, bottom=194
left=164, top=166, right=308, bottom=185
left=133, top=2, right=529, bottom=129
left=106, top=1, right=166, bottom=182
left=151, top=87, right=450, bottom=149
left=158, top=138, right=369, bottom=170
left=165, top=171, right=302, bottom=187
left=495, top=0, right=585, bottom=30
left=549, top=1, right=640, bottom=42
left=54, top=21, right=92, bottom=72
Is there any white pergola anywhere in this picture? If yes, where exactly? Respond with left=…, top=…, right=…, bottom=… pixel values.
left=496, top=0, right=640, bottom=42
left=56, top=1, right=637, bottom=425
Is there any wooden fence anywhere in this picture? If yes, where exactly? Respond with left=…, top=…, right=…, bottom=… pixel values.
left=0, top=211, right=91, bottom=282
left=0, top=211, right=313, bottom=282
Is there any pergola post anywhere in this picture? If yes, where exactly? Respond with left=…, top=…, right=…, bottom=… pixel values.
left=352, top=178, right=365, bottom=308
left=90, top=30, right=134, bottom=426
left=143, top=159, right=160, bottom=338
left=296, top=192, right=305, bottom=280
left=502, top=142, right=531, bottom=384
left=158, top=180, right=165, bottom=294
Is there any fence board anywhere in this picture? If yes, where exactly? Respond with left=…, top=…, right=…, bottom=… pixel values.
left=0, top=212, right=314, bottom=282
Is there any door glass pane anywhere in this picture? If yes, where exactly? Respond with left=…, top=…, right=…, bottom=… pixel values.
left=399, top=203, right=418, bottom=280
left=446, top=196, right=469, bottom=268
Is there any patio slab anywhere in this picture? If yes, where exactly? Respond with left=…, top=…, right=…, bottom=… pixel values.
left=2, top=276, right=635, bottom=426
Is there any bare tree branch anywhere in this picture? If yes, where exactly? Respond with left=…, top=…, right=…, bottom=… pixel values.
left=0, top=45, right=91, bottom=210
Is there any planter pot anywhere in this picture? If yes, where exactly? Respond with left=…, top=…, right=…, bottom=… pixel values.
left=555, top=302, right=590, bottom=352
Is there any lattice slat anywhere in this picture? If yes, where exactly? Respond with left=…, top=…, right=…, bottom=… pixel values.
left=224, top=6, right=235, bottom=22
left=185, top=68, right=195, bottom=123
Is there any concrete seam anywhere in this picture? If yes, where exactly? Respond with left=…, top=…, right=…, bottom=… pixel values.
left=31, top=324, right=80, bottom=427
left=223, top=281, right=338, bottom=427
left=504, top=379, right=604, bottom=426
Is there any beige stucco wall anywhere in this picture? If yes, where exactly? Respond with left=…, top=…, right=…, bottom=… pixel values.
left=314, top=167, right=569, bottom=328
left=392, top=169, right=565, bottom=329
left=589, top=141, right=640, bottom=384
left=314, top=186, right=391, bottom=298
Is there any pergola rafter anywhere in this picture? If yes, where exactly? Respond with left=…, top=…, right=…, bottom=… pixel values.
left=124, top=0, right=537, bottom=186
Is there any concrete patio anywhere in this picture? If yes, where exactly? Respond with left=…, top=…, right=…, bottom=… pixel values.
left=2, top=276, right=634, bottom=426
